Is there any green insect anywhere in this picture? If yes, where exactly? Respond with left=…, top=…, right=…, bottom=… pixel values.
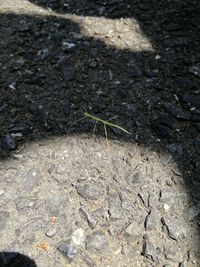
left=69, top=108, right=131, bottom=139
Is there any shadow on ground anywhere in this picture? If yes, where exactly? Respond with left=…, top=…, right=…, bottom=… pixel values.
left=0, top=0, right=200, bottom=254
left=0, top=252, right=37, bottom=267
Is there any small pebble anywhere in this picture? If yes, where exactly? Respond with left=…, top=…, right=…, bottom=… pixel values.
left=163, top=203, right=170, bottom=212
left=72, top=228, right=85, bottom=246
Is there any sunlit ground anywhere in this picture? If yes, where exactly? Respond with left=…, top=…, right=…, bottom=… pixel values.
left=0, top=134, right=199, bottom=266
left=0, top=0, right=153, bottom=51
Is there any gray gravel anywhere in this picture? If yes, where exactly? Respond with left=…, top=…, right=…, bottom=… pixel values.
left=0, top=135, right=199, bottom=266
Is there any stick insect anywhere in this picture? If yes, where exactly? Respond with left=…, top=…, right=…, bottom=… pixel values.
left=69, top=108, right=131, bottom=141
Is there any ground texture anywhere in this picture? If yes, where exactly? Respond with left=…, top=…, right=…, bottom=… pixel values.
left=0, top=0, right=200, bottom=266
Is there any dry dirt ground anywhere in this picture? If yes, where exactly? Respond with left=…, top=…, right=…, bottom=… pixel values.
left=0, top=1, right=200, bottom=266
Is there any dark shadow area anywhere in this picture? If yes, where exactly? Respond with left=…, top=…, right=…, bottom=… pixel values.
left=0, top=252, right=37, bottom=267
left=30, top=0, right=200, bottom=52
left=0, top=0, right=200, bottom=259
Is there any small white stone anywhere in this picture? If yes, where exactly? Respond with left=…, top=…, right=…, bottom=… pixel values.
left=72, top=228, right=84, bottom=246
left=62, top=42, right=76, bottom=50
left=114, top=247, right=121, bottom=255
left=10, top=133, right=23, bottom=138
left=28, top=201, right=35, bottom=207
left=163, top=203, right=170, bottom=212
left=155, top=55, right=161, bottom=60
left=45, top=224, right=58, bottom=237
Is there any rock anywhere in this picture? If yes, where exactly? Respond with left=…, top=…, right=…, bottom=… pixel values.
left=186, top=204, right=200, bottom=221
left=16, top=197, right=37, bottom=211
left=86, top=231, right=109, bottom=253
left=25, top=69, right=34, bottom=76
left=126, top=172, right=142, bottom=184
left=76, top=183, right=102, bottom=200
left=166, top=143, right=184, bottom=159
left=56, top=164, right=66, bottom=174
left=48, top=164, right=55, bottom=174
left=23, top=233, right=35, bottom=244
left=1, top=134, right=17, bottom=150
left=23, top=169, right=40, bottom=191
left=8, top=123, right=30, bottom=134
left=61, top=66, right=75, bottom=79
left=148, top=194, right=157, bottom=209
left=54, top=164, right=70, bottom=184
left=46, top=195, right=69, bottom=216
left=9, top=81, right=17, bottom=90
left=189, top=63, right=200, bottom=77
left=58, top=214, right=72, bottom=237
left=79, top=207, right=97, bottom=229
left=71, top=32, right=83, bottom=39
left=161, top=217, right=186, bottom=241
left=62, top=41, right=76, bottom=51
left=81, top=251, right=97, bottom=267
left=37, top=48, right=49, bottom=60
left=163, top=103, right=190, bottom=120
left=160, top=189, right=174, bottom=205
left=163, top=204, right=170, bottom=213
left=57, top=56, right=74, bottom=79
left=54, top=174, right=71, bottom=184
left=160, top=153, right=172, bottom=166
left=72, top=228, right=85, bottom=246
left=121, top=242, right=141, bottom=257
left=92, top=208, right=107, bottom=219
left=10, top=133, right=23, bottom=139
left=164, top=245, right=181, bottom=262
left=142, top=240, right=156, bottom=262
left=0, top=211, right=10, bottom=231
left=124, top=222, right=141, bottom=240
left=45, top=224, right=58, bottom=238
left=57, top=240, right=79, bottom=262
left=108, top=204, right=122, bottom=220
left=89, top=61, right=98, bottom=68
left=121, top=198, right=134, bottom=211
left=145, top=210, right=157, bottom=231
